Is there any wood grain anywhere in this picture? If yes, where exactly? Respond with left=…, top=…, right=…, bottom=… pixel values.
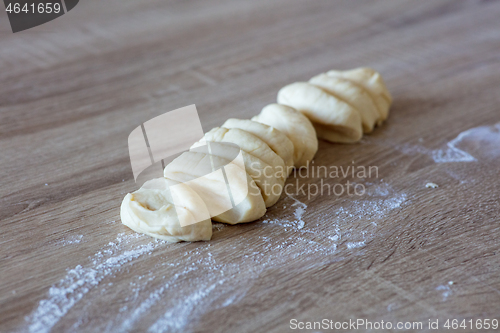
left=1, top=0, right=500, bottom=332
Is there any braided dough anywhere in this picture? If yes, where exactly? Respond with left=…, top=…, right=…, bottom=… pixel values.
left=252, top=103, right=318, bottom=169
left=120, top=67, right=391, bottom=242
left=309, top=74, right=379, bottom=133
left=278, top=82, right=363, bottom=143
left=326, top=68, right=392, bottom=123
left=120, top=178, right=212, bottom=242
left=222, top=118, right=295, bottom=175
left=164, top=151, right=266, bottom=224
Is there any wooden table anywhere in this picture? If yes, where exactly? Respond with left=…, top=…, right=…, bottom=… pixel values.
left=1, top=0, right=500, bottom=332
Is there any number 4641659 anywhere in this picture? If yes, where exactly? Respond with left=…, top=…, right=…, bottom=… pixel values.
left=444, top=319, right=498, bottom=330
left=5, top=2, right=62, bottom=14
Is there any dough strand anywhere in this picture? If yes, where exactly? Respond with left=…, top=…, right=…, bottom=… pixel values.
left=120, top=67, right=391, bottom=242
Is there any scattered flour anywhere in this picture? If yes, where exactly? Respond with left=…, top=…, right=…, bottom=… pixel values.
left=23, top=183, right=408, bottom=332
left=333, top=194, right=407, bottom=221
left=58, top=235, right=84, bottom=246
left=431, top=130, right=477, bottom=163
left=436, top=283, right=453, bottom=301
left=147, top=281, right=224, bottom=333
left=25, top=233, right=161, bottom=333
left=261, top=195, right=307, bottom=230
left=364, top=182, right=393, bottom=197
left=290, top=195, right=307, bottom=229
left=346, top=241, right=366, bottom=249
left=444, top=123, right=500, bottom=161
left=386, top=123, right=500, bottom=164
left=118, top=266, right=199, bottom=332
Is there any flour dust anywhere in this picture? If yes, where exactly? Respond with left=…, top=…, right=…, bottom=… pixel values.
left=23, top=183, right=407, bottom=333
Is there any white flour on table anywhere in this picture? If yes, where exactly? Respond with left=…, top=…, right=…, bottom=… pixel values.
left=23, top=183, right=407, bottom=333
left=436, top=283, right=453, bottom=302
left=25, top=233, right=161, bottom=333
left=387, top=123, right=500, bottom=163
left=57, top=235, right=84, bottom=246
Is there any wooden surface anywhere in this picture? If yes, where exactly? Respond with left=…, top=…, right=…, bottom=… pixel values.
left=1, top=0, right=500, bottom=332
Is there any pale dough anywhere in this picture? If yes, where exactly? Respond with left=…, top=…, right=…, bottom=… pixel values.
left=326, top=67, right=392, bottom=123
left=309, top=73, right=379, bottom=133
left=120, top=178, right=212, bottom=242
left=194, top=141, right=283, bottom=207
left=277, top=82, right=363, bottom=143
left=164, top=151, right=266, bottom=224
left=201, top=127, right=286, bottom=179
left=252, top=103, right=318, bottom=169
left=222, top=118, right=295, bottom=175
left=120, top=67, right=391, bottom=242
left=192, top=127, right=286, bottom=207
